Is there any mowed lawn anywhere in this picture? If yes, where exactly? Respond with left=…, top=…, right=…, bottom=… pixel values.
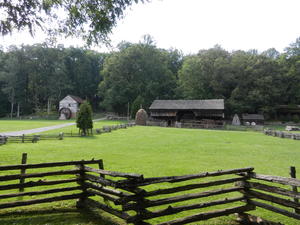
left=0, top=125, right=300, bottom=224
left=0, top=120, right=74, bottom=133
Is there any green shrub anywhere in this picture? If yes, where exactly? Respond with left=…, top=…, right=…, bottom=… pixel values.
left=76, top=101, right=93, bottom=136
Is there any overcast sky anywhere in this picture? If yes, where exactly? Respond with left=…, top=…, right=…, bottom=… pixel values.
left=1, top=0, right=300, bottom=54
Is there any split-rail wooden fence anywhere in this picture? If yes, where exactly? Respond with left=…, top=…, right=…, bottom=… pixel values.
left=0, top=159, right=299, bottom=224
left=0, top=123, right=135, bottom=145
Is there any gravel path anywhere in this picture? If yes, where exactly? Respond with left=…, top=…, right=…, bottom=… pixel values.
left=0, top=118, right=105, bottom=136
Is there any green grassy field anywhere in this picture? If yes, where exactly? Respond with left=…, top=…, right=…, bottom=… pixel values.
left=0, top=120, right=73, bottom=133
left=0, top=121, right=299, bottom=224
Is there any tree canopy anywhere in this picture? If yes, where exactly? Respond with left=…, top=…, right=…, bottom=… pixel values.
left=1, top=37, right=300, bottom=120
left=0, top=0, right=145, bottom=45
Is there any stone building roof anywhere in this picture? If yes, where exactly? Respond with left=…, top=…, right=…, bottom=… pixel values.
left=149, top=99, right=224, bottom=110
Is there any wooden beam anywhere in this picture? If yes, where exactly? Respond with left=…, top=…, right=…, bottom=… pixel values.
left=245, top=181, right=300, bottom=200
left=0, top=159, right=102, bottom=171
left=84, top=166, right=143, bottom=179
left=0, top=186, right=81, bottom=199
left=127, top=196, right=245, bottom=223
left=0, top=178, right=79, bottom=191
left=83, top=198, right=130, bottom=220
left=123, top=187, right=242, bottom=211
left=119, top=167, right=254, bottom=187
left=249, top=199, right=300, bottom=220
left=0, top=169, right=80, bottom=182
left=249, top=173, right=300, bottom=187
left=0, top=193, right=83, bottom=209
left=156, top=204, right=255, bottom=225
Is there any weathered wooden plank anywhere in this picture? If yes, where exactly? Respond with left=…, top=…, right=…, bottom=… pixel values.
left=0, top=186, right=81, bottom=199
left=0, top=169, right=80, bottom=182
left=0, top=193, right=82, bottom=209
left=0, top=159, right=102, bottom=171
left=83, top=198, right=130, bottom=220
left=84, top=174, right=118, bottom=188
left=85, top=182, right=130, bottom=197
left=118, top=177, right=245, bottom=205
left=249, top=173, right=300, bottom=187
left=249, top=199, right=300, bottom=220
left=86, top=189, right=120, bottom=204
left=119, top=167, right=254, bottom=187
left=123, top=187, right=243, bottom=211
left=127, top=196, right=245, bottom=223
left=83, top=166, right=143, bottom=179
left=246, top=181, right=300, bottom=199
left=0, top=178, right=79, bottom=191
left=156, top=204, right=255, bottom=225
left=246, top=190, right=300, bottom=210
left=145, top=177, right=245, bottom=197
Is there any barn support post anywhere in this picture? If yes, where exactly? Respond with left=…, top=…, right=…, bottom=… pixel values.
left=290, top=166, right=300, bottom=214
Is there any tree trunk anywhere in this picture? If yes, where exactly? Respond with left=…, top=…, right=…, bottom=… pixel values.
left=17, top=103, right=20, bottom=118
left=47, top=98, right=51, bottom=115
left=10, top=102, right=14, bottom=118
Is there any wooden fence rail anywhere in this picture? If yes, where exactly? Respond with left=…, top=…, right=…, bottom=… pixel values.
left=0, top=157, right=300, bottom=224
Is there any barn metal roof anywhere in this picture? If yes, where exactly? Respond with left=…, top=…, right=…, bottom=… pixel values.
left=149, top=99, right=224, bottom=110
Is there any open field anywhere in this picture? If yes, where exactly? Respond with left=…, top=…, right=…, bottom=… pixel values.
left=0, top=120, right=74, bottom=133
left=0, top=123, right=300, bottom=224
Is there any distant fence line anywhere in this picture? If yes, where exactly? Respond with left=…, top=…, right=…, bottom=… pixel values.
left=0, top=123, right=136, bottom=145
left=264, top=129, right=300, bottom=140
left=0, top=154, right=299, bottom=224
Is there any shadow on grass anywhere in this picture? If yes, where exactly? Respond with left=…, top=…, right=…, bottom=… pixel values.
left=0, top=207, right=121, bottom=225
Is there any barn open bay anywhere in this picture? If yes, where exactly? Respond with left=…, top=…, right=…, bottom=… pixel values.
left=1, top=124, right=299, bottom=224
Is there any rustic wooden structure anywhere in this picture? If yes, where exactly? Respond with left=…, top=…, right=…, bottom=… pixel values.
left=276, top=105, right=300, bottom=120
left=59, top=95, right=84, bottom=119
left=149, top=99, right=225, bottom=127
left=1, top=156, right=299, bottom=224
left=242, top=114, right=264, bottom=125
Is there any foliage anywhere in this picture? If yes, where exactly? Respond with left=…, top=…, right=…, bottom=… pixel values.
left=0, top=0, right=145, bottom=45
left=0, top=44, right=105, bottom=116
left=98, top=40, right=177, bottom=114
left=1, top=37, right=300, bottom=119
left=76, top=101, right=93, bottom=135
left=131, top=95, right=144, bottom=118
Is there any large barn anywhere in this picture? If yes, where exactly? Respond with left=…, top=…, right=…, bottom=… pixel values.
left=149, top=99, right=225, bottom=127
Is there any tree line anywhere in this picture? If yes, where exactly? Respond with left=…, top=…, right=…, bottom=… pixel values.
left=0, top=36, right=300, bottom=120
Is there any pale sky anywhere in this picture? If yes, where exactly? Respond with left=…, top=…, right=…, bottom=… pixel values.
left=1, top=0, right=300, bottom=54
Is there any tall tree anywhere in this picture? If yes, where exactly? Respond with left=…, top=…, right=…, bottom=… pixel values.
left=98, top=41, right=177, bottom=114
left=0, top=0, right=147, bottom=45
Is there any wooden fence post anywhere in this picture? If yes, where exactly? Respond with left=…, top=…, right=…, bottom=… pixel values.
left=19, top=153, right=27, bottom=194
left=235, top=171, right=255, bottom=223
left=76, top=162, right=87, bottom=209
left=22, top=134, right=25, bottom=143
left=290, top=166, right=299, bottom=214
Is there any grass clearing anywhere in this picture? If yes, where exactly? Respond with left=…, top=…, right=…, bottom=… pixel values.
left=0, top=120, right=75, bottom=133
left=0, top=124, right=299, bottom=224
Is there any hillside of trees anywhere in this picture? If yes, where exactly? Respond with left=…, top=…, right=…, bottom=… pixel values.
left=0, top=36, right=300, bottom=120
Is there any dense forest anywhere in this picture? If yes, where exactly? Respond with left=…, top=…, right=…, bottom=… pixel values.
left=0, top=36, right=300, bottom=120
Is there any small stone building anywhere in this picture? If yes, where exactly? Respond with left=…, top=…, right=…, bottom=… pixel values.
left=59, top=95, right=84, bottom=119
left=242, top=114, right=264, bottom=125
left=149, top=99, right=225, bottom=126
